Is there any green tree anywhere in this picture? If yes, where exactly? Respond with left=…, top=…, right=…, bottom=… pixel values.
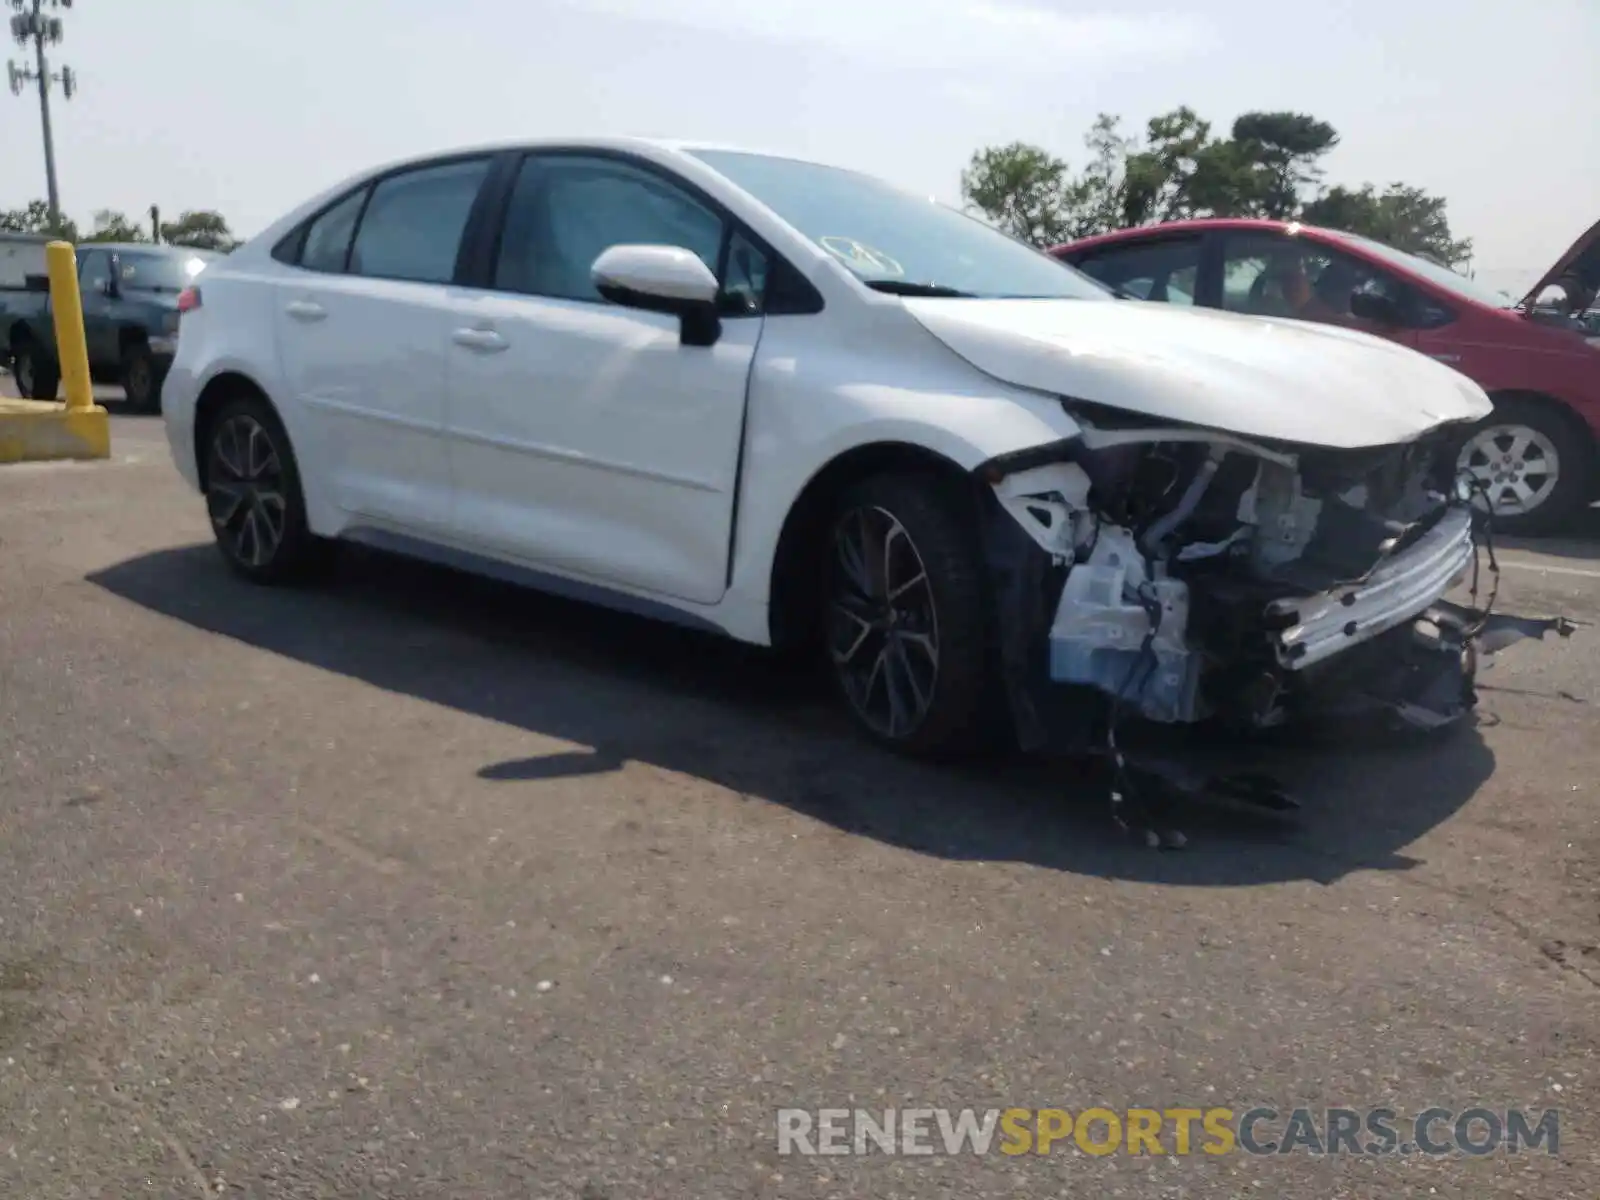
left=1136, top=106, right=1217, bottom=221
left=81, top=209, right=148, bottom=243
left=1230, top=112, right=1340, bottom=218
left=961, top=106, right=1470, bottom=261
left=959, top=142, right=1076, bottom=246
left=158, top=210, right=235, bottom=251
left=1301, top=184, right=1473, bottom=267
left=0, top=198, right=79, bottom=242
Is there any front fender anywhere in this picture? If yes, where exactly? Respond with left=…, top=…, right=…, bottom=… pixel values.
left=726, top=317, right=1083, bottom=611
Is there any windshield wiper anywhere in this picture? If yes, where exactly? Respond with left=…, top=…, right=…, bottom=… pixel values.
left=863, top=280, right=977, bottom=298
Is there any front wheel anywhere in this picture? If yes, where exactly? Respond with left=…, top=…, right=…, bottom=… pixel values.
left=121, top=343, right=165, bottom=413
left=1454, top=397, right=1593, bottom=537
left=12, top=338, right=60, bottom=400
left=823, top=473, right=1000, bottom=759
left=203, top=395, right=328, bottom=584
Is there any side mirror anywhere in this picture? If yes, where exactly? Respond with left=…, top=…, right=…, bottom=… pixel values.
left=591, top=244, right=722, bottom=347
left=1350, top=289, right=1402, bottom=325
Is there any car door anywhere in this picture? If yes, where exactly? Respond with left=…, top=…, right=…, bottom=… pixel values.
left=441, top=152, right=765, bottom=605
left=76, top=249, right=117, bottom=369
left=273, top=154, right=494, bottom=537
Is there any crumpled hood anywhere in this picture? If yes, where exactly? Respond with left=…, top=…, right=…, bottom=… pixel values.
left=903, top=297, right=1493, bottom=449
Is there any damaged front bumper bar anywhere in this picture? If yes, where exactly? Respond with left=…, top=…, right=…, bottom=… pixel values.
left=1268, top=505, right=1476, bottom=671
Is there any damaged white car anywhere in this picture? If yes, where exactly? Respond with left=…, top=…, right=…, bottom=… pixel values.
left=161, top=139, right=1573, bottom=801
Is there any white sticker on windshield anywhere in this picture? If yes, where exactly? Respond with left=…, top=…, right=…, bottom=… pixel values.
left=820, top=236, right=903, bottom=278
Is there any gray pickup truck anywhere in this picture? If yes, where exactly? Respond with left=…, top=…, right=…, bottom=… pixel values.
left=0, top=239, right=221, bottom=411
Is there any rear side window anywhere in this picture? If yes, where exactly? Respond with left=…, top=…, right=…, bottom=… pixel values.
left=299, top=189, right=367, bottom=273
left=1075, top=238, right=1202, bottom=305
left=347, top=158, right=491, bottom=285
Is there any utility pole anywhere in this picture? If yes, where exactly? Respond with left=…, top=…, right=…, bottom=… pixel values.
left=7, top=0, right=76, bottom=229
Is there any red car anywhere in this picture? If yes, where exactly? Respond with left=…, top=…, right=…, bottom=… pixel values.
left=1051, top=218, right=1600, bottom=535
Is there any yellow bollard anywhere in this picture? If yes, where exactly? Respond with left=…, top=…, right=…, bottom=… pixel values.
left=0, top=241, right=109, bottom=462
left=46, top=240, right=95, bottom=412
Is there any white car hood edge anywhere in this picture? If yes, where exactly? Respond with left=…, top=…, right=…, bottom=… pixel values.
left=903, top=297, right=1493, bottom=450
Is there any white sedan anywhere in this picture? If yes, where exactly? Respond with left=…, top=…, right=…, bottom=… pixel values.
left=161, top=138, right=1538, bottom=760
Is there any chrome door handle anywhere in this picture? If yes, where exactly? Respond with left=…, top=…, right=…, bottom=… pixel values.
left=285, top=300, right=327, bottom=322
left=452, top=327, right=508, bottom=353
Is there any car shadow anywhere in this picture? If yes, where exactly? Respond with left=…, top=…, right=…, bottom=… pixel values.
left=87, top=544, right=1497, bottom=888
left=1497, top=505, right=1600, bottom=562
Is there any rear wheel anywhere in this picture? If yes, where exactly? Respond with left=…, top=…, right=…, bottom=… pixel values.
left=121, top=342, right=163, bottom=413
left=202, top=395, right=327, bottom=584
left=823, top=473, right=999, bottom=759
left=12, top=336, right=59, bottom=400
left=1455, top=397, right=1592, bottom=536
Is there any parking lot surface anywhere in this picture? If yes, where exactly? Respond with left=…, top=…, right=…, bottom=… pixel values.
left=1, top=406, right=1598, bottom=1197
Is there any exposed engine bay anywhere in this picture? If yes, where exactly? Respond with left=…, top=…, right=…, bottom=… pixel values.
left=977, top=406, right=1576, bottom=760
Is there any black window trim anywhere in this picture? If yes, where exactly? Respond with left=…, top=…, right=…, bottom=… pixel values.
left=465, top=145, right=824, bottom=317
left=269, top=145, right=825, bottom=315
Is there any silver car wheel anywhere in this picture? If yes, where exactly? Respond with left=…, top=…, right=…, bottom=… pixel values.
left=1456, top=422, right=1560, bottom=517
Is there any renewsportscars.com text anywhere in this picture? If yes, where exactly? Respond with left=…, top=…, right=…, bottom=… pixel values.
left=776, top=1106, right=1560, bottom=1157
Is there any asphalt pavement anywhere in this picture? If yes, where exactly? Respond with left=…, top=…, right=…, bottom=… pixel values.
left=1, top=401, right=1598, bottom=1198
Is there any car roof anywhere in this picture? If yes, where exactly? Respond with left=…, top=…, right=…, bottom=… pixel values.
left=83, top=241, right=221, bottom=257
left=343, top=135, right=835, bottom=179
left=1050, top=218, right=1331, bottom=257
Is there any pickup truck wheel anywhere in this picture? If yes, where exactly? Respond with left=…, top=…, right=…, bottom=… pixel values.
left=121, top=344, right=162, bottom=413
left=823, top=473, right=999, bottom=759
left=203, top=395, right=325, bottom=585
left=1454, top=397, right=1593, bottom=537
left=12, top=339, right=59, bottom=400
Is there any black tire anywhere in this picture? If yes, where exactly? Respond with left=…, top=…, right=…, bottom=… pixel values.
left=201, top=394, right=329, bottom=585
left=1454, top=396, right=1593, bottom=537
left=822, top=472, right=1000, bottom=759
left=12, top=336, right=60, bottom=400
left=120, top=342, right=164, bottom=413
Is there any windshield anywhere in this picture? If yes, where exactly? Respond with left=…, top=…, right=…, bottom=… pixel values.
left=117, top=250, right=220, bottom=292
left=1326, top=230, right=1517, bottom=309
left=690, top=149, right=1112, bottom=302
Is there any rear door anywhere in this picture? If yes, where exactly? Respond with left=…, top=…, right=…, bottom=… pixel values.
left=272, top=154, right=495, bottom=537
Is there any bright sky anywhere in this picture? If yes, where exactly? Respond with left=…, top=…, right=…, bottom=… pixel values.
left=1, top=0, right=1593, bottom=294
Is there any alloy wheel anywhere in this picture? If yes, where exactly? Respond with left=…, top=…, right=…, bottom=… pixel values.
left=1456, top=423, right=1560, bottom=517
left=827, top=504, right=941, bottom=740
left=206, top=414, right=289, bottom=569
left=14, top=350, right=33, bottom=396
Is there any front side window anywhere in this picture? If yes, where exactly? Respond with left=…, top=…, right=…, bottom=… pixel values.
left=1075, top=238, right=1201, bottom=305
left=1220, top=233, right=1416, bottom=327
left=299, top=188, right=367, bottom=274
left=690, top=149, right=1112, bottom=301
left=495, top=155, right=726, bottom=304
left=347, top=157, right=491, bottom=284
left=1327, top=230, right=1516, bottom=310
left=78, top=250, right=110, bottom=295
